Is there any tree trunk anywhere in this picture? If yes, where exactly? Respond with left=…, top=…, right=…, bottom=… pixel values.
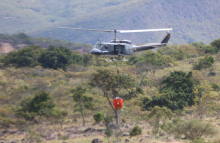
left=115, top=109, right=119, bottom=125
left=140, top=73, right=148, bottom=89
left=79, top=100, right=85, bottom=126
left=199, top=91, right=203, bottom=119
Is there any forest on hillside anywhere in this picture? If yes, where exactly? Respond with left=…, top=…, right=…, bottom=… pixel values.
left=0, top=0, right=220, bottom=44
left=1, top=37, right=220, bottom=142
left=0, top=33, right=93, bottom=53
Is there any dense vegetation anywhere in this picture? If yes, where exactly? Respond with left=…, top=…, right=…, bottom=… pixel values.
left=1, top=36, right=220, bottom=142
left=2, top=44, right=92, bottom=70
left=0, top=33, right=93, bottom=51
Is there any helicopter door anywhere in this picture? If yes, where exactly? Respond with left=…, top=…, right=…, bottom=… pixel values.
left=114, top=45, right=125, bottom=55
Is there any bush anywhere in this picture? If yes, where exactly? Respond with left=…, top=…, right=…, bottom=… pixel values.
left=171, top=119, right=218, bottom=140
left=161, top=121, right=174, bottom=134
left=143, top=71, right=195, bottom=111
left=105, top=129, right=113, bottom=143
left=172, top=118, right=183, bottom=125
left=190, top=137, right=207, bottom=143
left=0, top=117, right=13, bottom=128
left=93, top=112, right=104, bottom=124
left=129, top=126, right=142, bottom=136
left=192, top=55, right=214, bottom=70
left=103, top=115, right=113, bottom=128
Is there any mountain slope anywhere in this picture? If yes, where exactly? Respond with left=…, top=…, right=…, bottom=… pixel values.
left=0, top=0, right=220, bottom=45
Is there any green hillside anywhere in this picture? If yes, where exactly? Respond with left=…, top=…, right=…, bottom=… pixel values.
left=1, top=38, right=220, bottom=142
left=0, top=0, right=220, bottom=45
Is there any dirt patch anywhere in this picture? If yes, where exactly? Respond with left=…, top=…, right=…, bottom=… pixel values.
left=0, top=42, right=16, bottom=53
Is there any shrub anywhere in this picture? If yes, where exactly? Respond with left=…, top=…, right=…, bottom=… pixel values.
left=61, top=135, right=68, bottom=141
left=129, top=125, right=142, bottom=136
left=105, top=129, right=113, bottom=143
left=103, top=115, right=113, bottom=128
left=161, top=121, right=174, bottom=134
left=0, top=117, right=13, bottom=128
left=190, top=137, right=207, bottom=143
left=172, top=118, right=183, bottom=125
left=192, top=55, right=214, bottom=70
left=93, top=112, right=104, bottom=124
left=171, top=119, right=218, bottom=140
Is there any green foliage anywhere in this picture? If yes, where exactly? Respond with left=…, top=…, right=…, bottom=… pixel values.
left=172, top=118, right=183, bottom=125
left=193, top=55, right=214, bottom=70
left=72, top=86, right=94, bottom=110
left=83, top=53, right=93, bottom=66
left=93, top=112, right=104, bottom=124
left=0, top=54, right=4, bottom=62
left=103, top=115, right=113, bottom=128
left=15, top=91, right=55, bottom=121
left=129, top=125, right=142, bottom=136
left=105, top=129, right=113, bottom=143
left=147, top=106, right=173, bottom=123
left=190, top=137, right=207, bottom=143
left=158, top=44, right=188, bottom=60
left=89, top=69, right=143, bottom=100
left=200, top=45, right=217, bottom=54
left=25, top=129, right=42, bottom=143
left=38, top=45, right=81, bottom=70
left=171, top=119, right=218, bottom=140
left=2, top=44, right=87, bottom=69
left=61, top=135, right=68, bottom=141
left=161, top=121, right=174, bottom=134
left=191, top=42, right=206, bottom=49
left=0, top=33, right=93, bottom=51
left=105, top=129, right=113, bottom=138
left=171, top=48, right=187, bottom=60
left=212, top=83, right=220, bottom=91
left=72, top=86, right=94, bottom=126
left=143, top=71, right=195, bottom=110
left=0, top=116, right=13, bottom=128
left=3, top=45, right=43, bottom=67
left=211, top=39, right=220, bottom=52
left=143, top=51, right=168, bottom=66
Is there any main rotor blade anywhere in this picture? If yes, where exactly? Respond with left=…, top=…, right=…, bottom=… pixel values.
left=59, top=27, right=113, bottom=32
left=118, top=28, right=172, bottom=33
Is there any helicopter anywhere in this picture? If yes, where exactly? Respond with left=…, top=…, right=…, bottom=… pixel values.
left=59, top=26, right=172, bottom=62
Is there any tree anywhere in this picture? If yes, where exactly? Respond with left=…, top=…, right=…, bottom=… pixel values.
left=47, top=108, right=68, bottom=130
left=161, top=121, right=174, bottom=136
left=89, top=69, right=143, bottom=125
left=71, top=86, right=94, bottom=126
left=211, top=39, right=220, bottom=52
left=3, top=45, right=42, bottom=67
left=192, top=55, right=214, bottom=70
left=103, top=115, right=113, bottom=128
left=93, top=112, right=104, bottom=124
left=105, top=129, right=113, bottom=143
left=136, top=62, right=158, bottom=88
left=83, top=53, right=93, bottom=66
left=15, top=91, right=55, bottom=122
left=147, top=106, right=173, bottom=137
left=171, top=119, right=218, bottom=140
left=143, top=71, right=195, bottom=111
left=38, top=45, right=72, bottom=70
left=193, top=80, right=218, bottom=119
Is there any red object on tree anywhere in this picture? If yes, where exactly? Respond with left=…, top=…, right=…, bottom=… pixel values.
left=113, top=97, right=123, bottom=109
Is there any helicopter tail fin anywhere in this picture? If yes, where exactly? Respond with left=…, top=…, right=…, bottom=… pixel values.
left=161, top=33, right=171, bottom=44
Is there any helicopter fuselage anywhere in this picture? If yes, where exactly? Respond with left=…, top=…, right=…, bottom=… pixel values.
left=91, top=40, right=134, bottom=57
left=90, top=33, right=171, bottom=57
